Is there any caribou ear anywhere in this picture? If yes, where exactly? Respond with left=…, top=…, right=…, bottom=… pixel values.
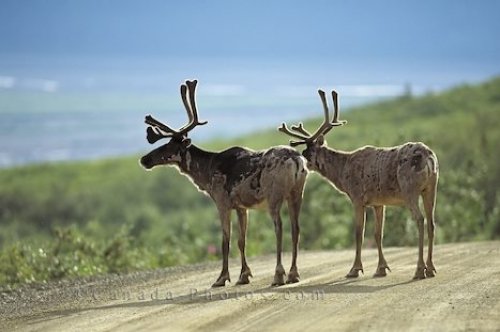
left=316, top=135, right=325, bottom=146
left=146, top=127, right=164, bottom=144
left=182, top=138, right=192, bottom=148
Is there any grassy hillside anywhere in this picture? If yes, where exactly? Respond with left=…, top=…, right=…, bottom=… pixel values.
left=1, top=77, right=499, bottom=287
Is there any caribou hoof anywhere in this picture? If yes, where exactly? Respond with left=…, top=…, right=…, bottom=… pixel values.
left=236, top=270, right=253, bottom=285
left=286, top=270, right=300, bottom=284
left=425, top=266, right=436, bottom=278
left=212, top=273, right=230, bottom=287
left=413, top=267, right=426, bottom=280
left=346, top=267, right=363, bottom=278
left=271, top=272, right=286, bottom=287
left=373, top=265, right=391, bottom=278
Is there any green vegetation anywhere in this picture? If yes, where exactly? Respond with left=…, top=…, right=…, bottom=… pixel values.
left=1, top=77, right=499, bottom=287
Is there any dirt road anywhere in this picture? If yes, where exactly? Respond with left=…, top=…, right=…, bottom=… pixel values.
left=1, top=241, right=499, bottom=331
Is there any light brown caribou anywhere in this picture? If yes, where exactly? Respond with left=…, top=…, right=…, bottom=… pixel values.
left=140, top=80, right=307, bottom=287
left=279, top=89, right=439, bottom=280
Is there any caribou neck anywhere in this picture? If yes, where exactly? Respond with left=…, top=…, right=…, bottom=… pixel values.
left=317, top=147, right=350, bottom=193
left=178, top=144, right=216, bottom=192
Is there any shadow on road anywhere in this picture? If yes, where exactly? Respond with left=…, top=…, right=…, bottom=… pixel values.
left=22, top=276, right=417, bottom=325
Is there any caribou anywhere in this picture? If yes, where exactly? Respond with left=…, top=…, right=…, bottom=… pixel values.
left=279, top=89, right=439, bottom=280
left=140, top=80, right=308, bottom=287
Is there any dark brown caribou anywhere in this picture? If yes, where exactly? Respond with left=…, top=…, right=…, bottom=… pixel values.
left=140, top=80, right=307, bottom=287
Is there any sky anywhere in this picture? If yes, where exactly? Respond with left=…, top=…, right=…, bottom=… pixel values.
left=1, top=0, right=499, bottom=64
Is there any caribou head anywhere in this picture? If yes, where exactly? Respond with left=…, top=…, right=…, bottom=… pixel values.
left=278, top=89, right=346, bottom=170
left=140, top=80, right=208, bottom=170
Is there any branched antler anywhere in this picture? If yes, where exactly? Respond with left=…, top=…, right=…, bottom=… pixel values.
left=145, top=79, right=208, bottom=144
left=291, top=123, right=312, bottom=136
left=279, top=89, right=346, bottom=146
left=278, top=123, right=310, bottom=147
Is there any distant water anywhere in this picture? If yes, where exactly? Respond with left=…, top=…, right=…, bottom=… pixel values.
left=0, top=55, right=498, bottom=167
left=0, top=100, right=379, bottom=167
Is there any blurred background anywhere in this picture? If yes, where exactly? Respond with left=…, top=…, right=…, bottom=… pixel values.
left=1, top=0, right=499, bottom=166
left=0, top=1, right=499, bottom=286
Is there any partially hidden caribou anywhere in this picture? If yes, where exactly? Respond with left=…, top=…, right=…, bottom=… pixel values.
left=279, top=89, right=439, bottom=280
left=140, top=80, right=308, bottom=287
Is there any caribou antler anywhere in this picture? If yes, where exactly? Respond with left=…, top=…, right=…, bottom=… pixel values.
left=145, top=79, right=208, bottom=144
left=278, top=89, right=346, bottom=146
left=177, top=80, right=208, bottom=134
